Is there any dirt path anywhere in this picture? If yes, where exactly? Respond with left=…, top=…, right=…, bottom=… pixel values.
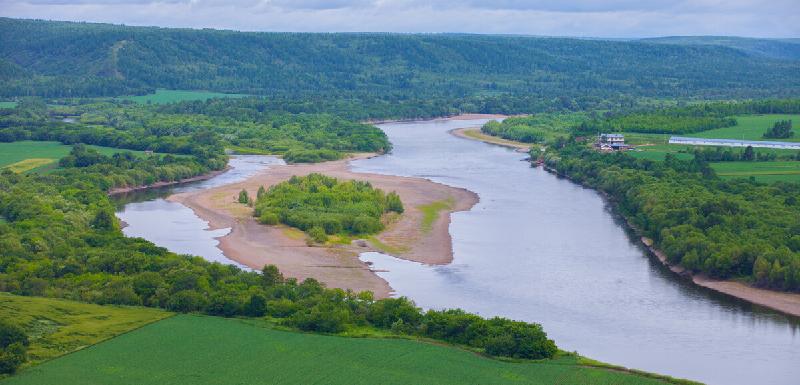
left=168, top=153, right=478, bottom=298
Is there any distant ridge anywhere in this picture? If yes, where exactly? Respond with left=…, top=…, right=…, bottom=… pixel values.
left=640, top=36, right=800, bottom=61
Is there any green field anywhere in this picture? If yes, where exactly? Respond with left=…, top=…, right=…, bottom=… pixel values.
left=0, top=141, right=153, bottom=173
left=628, top=145, right=695, bottom=161
left=693, top=114, right=800, bottom=142
left=0, top=293, right=170, bottom=368
left=710, top=161, right=800, bottom=183
left=120, top=89, right=250, bottom=104
left=0, top=101, right=17, bottom=109
left=3, top=314, right=686, bottom=385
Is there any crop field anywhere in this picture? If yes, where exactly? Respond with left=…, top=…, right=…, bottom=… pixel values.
left=0, top=293, right=170, bottom=368
left=120, top=89, right=250, bottom=104
left=693, top=114, right=800, bottom=142
left=0, top=101, right=17, bottom=109
left=627, top=145, right=695, bottom=161
left=0, top=141, right=153, bottom=173
left=4, top=314, right=685, bottom=385
left=710, top=161, right=800, bottom=183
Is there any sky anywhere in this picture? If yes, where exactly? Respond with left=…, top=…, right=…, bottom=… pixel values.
left=0, top=0, right=798, bottom=38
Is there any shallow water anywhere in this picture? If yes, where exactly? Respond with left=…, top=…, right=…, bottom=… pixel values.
left=353, top=119, right=800, bottom=385
left=115, top=156, right=283, bottom=269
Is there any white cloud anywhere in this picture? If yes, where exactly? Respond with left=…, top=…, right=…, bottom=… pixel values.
left=0, top=0, right=797, bottom=37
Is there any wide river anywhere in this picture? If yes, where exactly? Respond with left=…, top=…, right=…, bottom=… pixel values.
left=117, top=118, right=799, bottom=385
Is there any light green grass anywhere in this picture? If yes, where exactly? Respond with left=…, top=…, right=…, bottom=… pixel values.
left=628, top=145, right=695, bottom=161
left=0, top=101, right=17, bottom=109
left=0, top=141, right=155, bottom=173
left=417, top=198, right=454, bottom=233
left=693, top=114, right=800, bottom=142
left=710, top=161, right=800, bottom=183
left=0, top=293, right=170, bottom=368
left=3, top=314, right=689, bottom=385
left=120, top=89, right=250, bottom=104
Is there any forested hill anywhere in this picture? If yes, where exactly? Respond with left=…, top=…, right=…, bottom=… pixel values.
left=1, top=18, right=799, bottom=104
left=640, top=36, right=800, bottom=61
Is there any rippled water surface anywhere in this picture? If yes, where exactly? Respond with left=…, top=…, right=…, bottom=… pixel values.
left=352, top=119, right=800, bottom=385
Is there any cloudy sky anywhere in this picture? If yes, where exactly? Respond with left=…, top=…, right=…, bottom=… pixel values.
left=1, top=0, right=798, bottom=37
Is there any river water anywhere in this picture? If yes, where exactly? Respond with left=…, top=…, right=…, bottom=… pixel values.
left=116, top=118, right=799, bottom=385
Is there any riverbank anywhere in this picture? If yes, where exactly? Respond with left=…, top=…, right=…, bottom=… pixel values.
left=168, top=153, right=478, bottom=298
left=108, top=166, right=230, bottom=195
left=365, top=113, right=506, bottom=125
left=454, top=129, right=800, bottom=319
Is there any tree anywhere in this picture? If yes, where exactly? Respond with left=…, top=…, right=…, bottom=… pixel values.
left=243, top=294, right=267, bottom=317
left=763, top=120, right=794, bottom=139
left=257, top=186, right=266, bottom=199
left=261, top=264, right=284, bottom=287
left=742, top=145, right=755, bottom=161
left=0, top=320, right=28, bottom=374
left=238, top=189, right=250, bottom=204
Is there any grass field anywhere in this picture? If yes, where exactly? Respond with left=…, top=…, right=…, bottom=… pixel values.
left=120, top=89, right=250, bottom=104
left=0, top=293, right=170, bottom=368
left=0, top=141, right=153, bottom=173
left=693, top=114, right=800, bottom=142
left=417, top=198, right=454, bottom=233
left=0, top=101, right=17, bottom=109
left=710, top=161, right=800, bottom=183
left=3, top=314, right=689, bottom=385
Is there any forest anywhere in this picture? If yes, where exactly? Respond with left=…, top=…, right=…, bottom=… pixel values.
left=2, top=18, right=800, bottom=115
left=253, top=173, right=403, bottom=242
left=545, top=144, right=800, bottom=291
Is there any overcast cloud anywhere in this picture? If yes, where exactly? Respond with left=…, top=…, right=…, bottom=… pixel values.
left=0, top=0, right=797, bottom=37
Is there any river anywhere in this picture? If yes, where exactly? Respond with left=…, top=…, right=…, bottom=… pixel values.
left=116, top=118, right=799, bottom=385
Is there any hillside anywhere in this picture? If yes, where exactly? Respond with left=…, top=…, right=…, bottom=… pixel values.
left=1, top=18, right=799, bottom=106
left=641, top=36, right=800, bottom=61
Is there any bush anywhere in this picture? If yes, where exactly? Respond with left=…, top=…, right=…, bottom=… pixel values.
left=0, top=321, right=28, bottom=374
left=308, top=226, right=328, bottom=243
left=166, top=290, right=207, bottom=313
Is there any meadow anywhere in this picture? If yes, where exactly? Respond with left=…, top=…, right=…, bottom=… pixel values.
left=0, top=141, right=154, bottom=173
left=709, top=161, right=800, bottom=183
left=692, top=114, right=800, bottom=141
left=3, top=314, right=690, bottom=385
left=0, top=102, right=16, bottom=109
left=120, top=89, right=250, bottom=104
left=0, top=293, right=169, bottom=369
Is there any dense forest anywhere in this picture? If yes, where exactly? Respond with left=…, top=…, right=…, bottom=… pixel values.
left=545, top=145, right=800, bottom=291
left=481, top=114, right=585, bottom=143
left=254, top=173, right=403, bottom=243
left=2, top=18, right=800, bottom=114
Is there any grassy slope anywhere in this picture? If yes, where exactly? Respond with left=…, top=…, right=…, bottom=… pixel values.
left=0, top=141, right=156, bottom=172
left=0, top=293, right=170, bottom=368
left=120, top=89, right=250, bottom=104
left=3, top=314, right=686, bottom=385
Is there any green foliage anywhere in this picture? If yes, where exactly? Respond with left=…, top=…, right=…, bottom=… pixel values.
left=254, top=174, right=404, bottom=238
left=547, top=144, right=800, bottom=291
left=481, top=114, right=584, bottom=143
left=1, top=315, right=678, bottom=385
left=0, top=319, right=28, bottom=374
left=763, top=120, right=794, bottom=139
left=237, top=189, right=250, bottom=204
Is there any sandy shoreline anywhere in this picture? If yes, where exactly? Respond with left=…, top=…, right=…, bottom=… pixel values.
left=168, top=153, right=478, bottom=298
left=450, top=127, right=531, bottom=152
left=455, top=128, right=800, bottom=319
